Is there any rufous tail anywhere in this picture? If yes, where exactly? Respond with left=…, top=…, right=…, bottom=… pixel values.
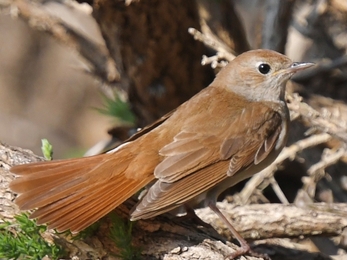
left=10, top=147, right=155, bottom=233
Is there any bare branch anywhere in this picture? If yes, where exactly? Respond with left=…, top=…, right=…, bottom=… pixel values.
left=287, top=94, right=347, bottom=143
left=303, top=147, right=346, bottom=198
left=240, top=133, right=332, bottom=203
left=269, top=176, right=289, bottom=205
left=197, top=201, right=347, bottom=240
left=188, top=27, right=235, bottom=67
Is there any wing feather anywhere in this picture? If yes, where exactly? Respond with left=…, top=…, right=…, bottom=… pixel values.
left=132, top=101, right=284, bottom=219
left=131, top=160, right=229, bottom=220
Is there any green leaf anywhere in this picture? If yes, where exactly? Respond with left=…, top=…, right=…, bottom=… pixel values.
left=41, top=139, right=53, bottom=160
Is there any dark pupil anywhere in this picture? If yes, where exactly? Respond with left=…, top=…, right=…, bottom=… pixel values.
left=258, top=63, right=271, bottom=74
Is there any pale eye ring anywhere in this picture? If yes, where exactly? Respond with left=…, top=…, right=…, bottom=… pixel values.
left=258, top=63, right=271, bottom=74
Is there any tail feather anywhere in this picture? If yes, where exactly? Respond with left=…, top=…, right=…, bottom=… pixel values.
left=47, top=178, right=149, bottom=232
left=15, top=175, right=89, bottom=210
left=49, top=181, right=136, bottom=231
left=11, top=156, right=100, bottom=175
left=35, top=177, right=136, bottom=227
left=10, top=156, right=103, bottom=193
left=12, top=154, right=129, bottom=210
left=10, top=148, right=156, bottom=233
left=32, top=181, right=107, bottom=222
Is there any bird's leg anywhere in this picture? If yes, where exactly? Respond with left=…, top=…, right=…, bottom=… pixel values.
left=208, top=201, right=251, bottom=259
left=183, top=205, right=215, bottom=229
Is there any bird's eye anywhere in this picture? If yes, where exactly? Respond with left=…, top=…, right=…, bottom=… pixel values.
left=258, top=63, right=271, bottom=74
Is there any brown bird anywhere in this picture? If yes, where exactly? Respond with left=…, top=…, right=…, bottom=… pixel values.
left=10, top=49, right=314, bottom=258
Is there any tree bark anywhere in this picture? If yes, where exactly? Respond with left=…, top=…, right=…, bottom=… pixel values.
left=92, top=0, right=214, bottom=126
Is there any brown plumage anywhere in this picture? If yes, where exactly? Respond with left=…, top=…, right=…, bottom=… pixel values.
left=10, top=49, right=314, bottom=258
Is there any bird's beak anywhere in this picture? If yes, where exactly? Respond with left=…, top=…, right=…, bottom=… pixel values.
left=286, top=62, right=315, bottom=73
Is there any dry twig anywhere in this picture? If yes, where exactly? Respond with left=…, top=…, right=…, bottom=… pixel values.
left=288, top=94, right=347, bottom=142
left=188, top=27, right=235, bottom=67
left=303, top=147, right=346, bottom=198
left=240, top=133, right=332, bottom=203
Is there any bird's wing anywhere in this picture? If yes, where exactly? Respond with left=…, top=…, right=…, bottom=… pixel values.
left=131, top=102, right=283, bottom=219
left=155, top=102, right=282, bottom=182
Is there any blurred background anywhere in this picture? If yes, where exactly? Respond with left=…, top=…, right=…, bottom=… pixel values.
left=1, top=0, right=347, bottom=258
left=0, top=3, right=111, bottom=158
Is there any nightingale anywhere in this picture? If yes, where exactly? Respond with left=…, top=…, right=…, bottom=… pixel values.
left=10, top=49, right=314, bottom=258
